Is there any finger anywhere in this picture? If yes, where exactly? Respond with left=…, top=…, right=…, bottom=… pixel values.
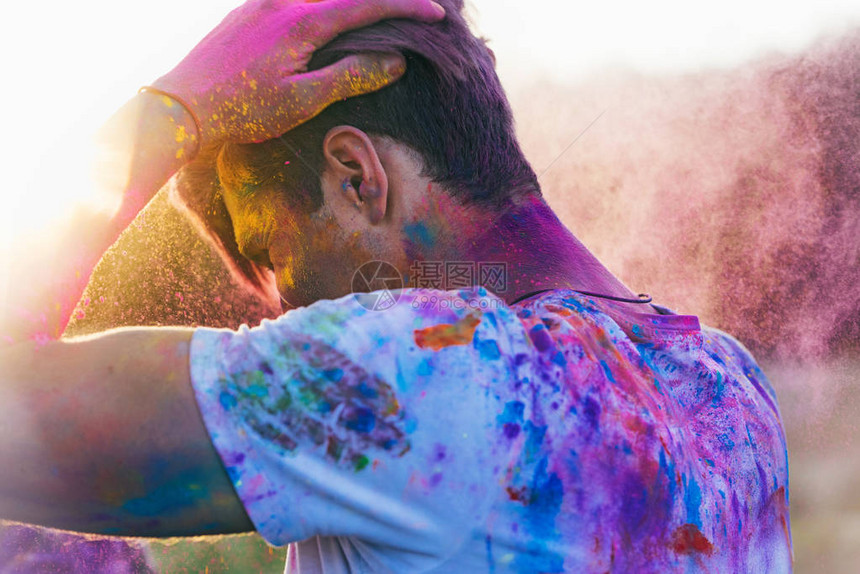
left=288, top=52, right=406, bottom=121
left=306, top=0, right=446, bottom=47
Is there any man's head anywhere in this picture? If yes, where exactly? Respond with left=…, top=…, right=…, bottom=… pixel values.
left=174, top=0, right=540, bottom=308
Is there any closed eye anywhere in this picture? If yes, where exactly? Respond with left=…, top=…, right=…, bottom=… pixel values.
left=243, top=246, right=273, bottom=271
left=237, top=232, right=274, bottom=271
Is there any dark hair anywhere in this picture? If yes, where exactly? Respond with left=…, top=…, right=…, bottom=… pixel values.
left=172, top=0, right=540, bottom=293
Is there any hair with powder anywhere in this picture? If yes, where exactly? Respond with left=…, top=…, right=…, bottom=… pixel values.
left=172, top=0, right=540, bottom=293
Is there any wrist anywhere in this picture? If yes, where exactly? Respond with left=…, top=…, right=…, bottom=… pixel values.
left=137, top=87, right=202, bottom=161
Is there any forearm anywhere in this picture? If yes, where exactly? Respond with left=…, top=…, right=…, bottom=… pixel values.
left=0, top=91, right=199, bottom=344
left=0, top=331, right=252, bottom=536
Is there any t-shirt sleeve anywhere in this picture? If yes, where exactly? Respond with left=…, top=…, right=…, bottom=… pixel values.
left=188, top=288, right=519, bottom=562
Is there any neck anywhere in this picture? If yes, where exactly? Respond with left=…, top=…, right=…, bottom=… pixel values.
left=441, top=195, right=640, bottom=305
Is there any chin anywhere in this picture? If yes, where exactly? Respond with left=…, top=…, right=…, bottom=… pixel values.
left=275, top=263, right=353, bottom=310
left=276, top=285, right=333, bottom=311
left=277, top=290, right=306, bottom=311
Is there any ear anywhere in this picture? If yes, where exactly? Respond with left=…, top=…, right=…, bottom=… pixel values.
left=322, top=126, right=389, bottom=226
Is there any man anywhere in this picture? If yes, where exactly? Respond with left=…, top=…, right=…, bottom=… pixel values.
left=0, top=0, right=792, bottom=571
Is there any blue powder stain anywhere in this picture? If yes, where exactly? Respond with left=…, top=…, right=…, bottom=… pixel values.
left=746, top=423, right=758, bottom=449
left=323, top=368, right=344, bottom=382
left=486, top=535, right=496, bottom=574
left=523, top=421, right=547, bottom=464
left=357, top=382, right=379, bottom=398
left=530, top=462, right=563, bottom=522
left=564, top=449, right=581, bottom=482
left=219, top=391, right=238, bottom=411
left=317, top=401, right=333, bottom=414
left=404, top=222, right=436, bottom=248
left=599, top=360, right=616, bottom=383
left=708, top=350, right=726, bottom=366
left=529, top=324, right=554, bottom=352
left=717, top=432, right=735, bottom=451
left=582, top=396, right=601, bottom=431
left=504, top=423, right=521, bottom=439
left=224, top=452, right=246, bottom=466
left=417, top=359, right=434, bottom=376
left=345, top=408, right=376, bottom=433
left=711, top=371, right=726, bottom=405
left=684, top=474, right=703, bottom=528
left=476, top=338, right=501, bottom=360
left=498, top=401, right=525, bottom=425
left=246, top=383, right=268, bottom=398
left=513, top=458, right=565, bottom=572
left=551, top=351, right=566, bottom=367
left=660, top=449, right=677, bottom=502
left=396, top=368, right=408, bottom=392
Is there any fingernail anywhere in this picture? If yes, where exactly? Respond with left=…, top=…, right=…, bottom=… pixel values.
left=382, top=54, right=406, bottom=77
left=430, top=1, right=446, bottom=17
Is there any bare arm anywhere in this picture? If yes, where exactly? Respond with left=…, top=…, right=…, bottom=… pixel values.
left=0, top=328, right=254, bottom=536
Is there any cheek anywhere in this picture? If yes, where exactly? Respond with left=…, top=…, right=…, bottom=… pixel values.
left=268, top=215, right=353, bottom=293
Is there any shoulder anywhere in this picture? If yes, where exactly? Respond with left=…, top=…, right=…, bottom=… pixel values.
left=251, top=286, right=529, bottom=360
left=191, top=287, right=534, bottom=402
left=700, top=326, right=781, bottom=413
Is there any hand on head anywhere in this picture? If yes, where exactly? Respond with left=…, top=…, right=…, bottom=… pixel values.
left=152, top=0, right=446, bottom=145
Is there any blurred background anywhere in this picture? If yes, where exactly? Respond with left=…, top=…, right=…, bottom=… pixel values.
left=1, top=0, right=858, bottom=571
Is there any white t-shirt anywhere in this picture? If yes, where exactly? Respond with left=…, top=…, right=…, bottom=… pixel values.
left=189, top=287, right=792, bottom=573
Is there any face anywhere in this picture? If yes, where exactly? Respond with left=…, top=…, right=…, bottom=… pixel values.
left=222, top=182, right=371, bottom=309
left=221, top=127, right=438, bottom=310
